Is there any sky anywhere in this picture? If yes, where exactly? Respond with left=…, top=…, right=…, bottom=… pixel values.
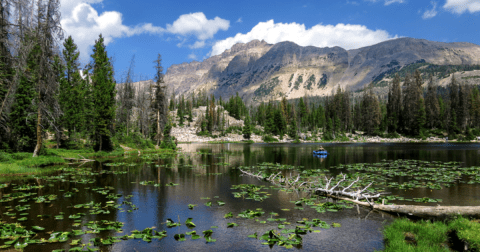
left=59, top=0, right=480, bottom=82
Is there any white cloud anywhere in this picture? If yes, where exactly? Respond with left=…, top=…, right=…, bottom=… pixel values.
left=443, top=0, right=480, bottom=14
left=166, top=12, right=229, bottom=41
left=188, top=53, right=197, bottom=60
left=236, top=17, right=243, bottom=23
left=60, top=1, right=230, bottom=62
left=422, top=1, right=438, bottom=19
left=189, top=40, right=206, bottom=49
left=210, top=20, right=397, bottom=56
left=61, top=0, right=163, bottom=62
left=384, top=0, right=405, bottom=5
left=364, top=0, right=405, bottom=5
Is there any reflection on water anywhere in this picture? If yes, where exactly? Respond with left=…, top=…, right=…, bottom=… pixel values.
left=1, top=143, right=480, bottom=251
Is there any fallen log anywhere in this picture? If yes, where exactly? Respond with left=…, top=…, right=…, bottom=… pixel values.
left=239, top=168, right=480, bottom=218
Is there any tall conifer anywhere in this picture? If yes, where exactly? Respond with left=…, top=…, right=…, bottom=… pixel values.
left=91, top=34, right=116, bottom=151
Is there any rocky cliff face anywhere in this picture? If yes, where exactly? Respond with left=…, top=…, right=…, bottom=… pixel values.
left=164, top=38, right=480, bottom=103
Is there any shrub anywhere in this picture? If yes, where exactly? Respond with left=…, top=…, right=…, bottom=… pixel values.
left=465, top=129, right=476, bottom=141
left=113, top=132, right=154, bottom=149
left=322, top=131, right=334, bottom=141
left=196, top=131, right=211, bottom=137
left=262, top=135, right=278, bottom=143
left=225, top=126, right=242, bottom=134
left=336, top=134, right=350, bottom=141
left=472, top=128, right=480, bottom=136
left=252, top=127, right=263, bottom=135
left=385, top=132, right=401, bottom=139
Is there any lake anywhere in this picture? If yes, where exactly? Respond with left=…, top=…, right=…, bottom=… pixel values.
left=1, top=143, right=480, bottom=251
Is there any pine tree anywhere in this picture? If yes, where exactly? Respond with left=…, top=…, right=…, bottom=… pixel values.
left=448, top=74, right=459, bottom=126
left=151, top=54, right=168, bottom=146
left=52, top=54, right=66, bottom=147
left=288, top=112, right=298, bottom=139
left=387, top=74, right=402, bottom=133
left=242, top=114, right=252, bottom=139
left=424, top=75, right=439, bottom=129
left=91, top=34, right=116, bottom=152
left=361, top=89, right=381, bottom=135
left=414, top=98, right=426, bottom=136
left=470, top=88, right=480, bottom=129
left=0, top=0, right=13, bottom=143
left=9, top=42, right=40, bottom=151
left=458, top=83, right=470, bottom=132
left=117, top=55, right=135, bottom=135
left=60, top=35, right=83, bottom=138
left=438, top=95, right=446, bottom=129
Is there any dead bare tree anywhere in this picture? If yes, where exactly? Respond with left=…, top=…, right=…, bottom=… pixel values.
left=32, top=0, right=63, bottom=157
left=239, top=169, right=480, bottom=218
left=151, top=54, right=168, bottom=146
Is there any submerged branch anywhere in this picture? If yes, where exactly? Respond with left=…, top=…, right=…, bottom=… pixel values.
left=238, top=168, right=480, bottom=218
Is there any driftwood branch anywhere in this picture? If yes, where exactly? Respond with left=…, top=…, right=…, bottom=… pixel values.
left=238, top=168, right=480, bottom=218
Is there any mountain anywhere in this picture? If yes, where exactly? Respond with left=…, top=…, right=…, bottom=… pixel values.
left=164, top=38, right=480, bottom=103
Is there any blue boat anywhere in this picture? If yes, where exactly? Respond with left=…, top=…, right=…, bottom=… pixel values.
left=313, top=150, right=328, bottom=155
left=313, top=147, right=329, bottom=155
left=313, top=154, right=328, bottom=159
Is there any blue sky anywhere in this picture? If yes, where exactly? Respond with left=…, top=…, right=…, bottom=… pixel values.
left=60, top=0, right=480, bottom=82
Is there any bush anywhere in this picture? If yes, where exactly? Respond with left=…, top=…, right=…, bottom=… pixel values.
left=419, top=129, right=427, bottom=140
left=336, top=134, right=349, bottom=141
left=196, top=131, right=212, bottom=137
left=252, top=127, right=263, bottom=135
left=160, top=138, right=176, bottom=150
left=448, top=132, right=457, bottom=140
left=262, top=135, right=278, bottom=143
left=0, top=152, right=13, bottom=163
left=465, top=129, right=476, bottom=141
left=430, top=128, right=444, bottom=137
left=472, top=128, right=480, bottom=136
left=225, top=126, right=242, bottom=134
left=113, top=132, right=154, bottom=149
left=322, top=131, right=334, bottom=141
left=385, top=132, right=401, bottom=139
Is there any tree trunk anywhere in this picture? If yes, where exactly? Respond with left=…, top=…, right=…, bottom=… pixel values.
left=324, top=193, right=480, bottom=218
left=156, top=109, right=160, bottom=146
left=99, top=134, right=103, bottom=152
left=33, top=98, right=42, bottom=157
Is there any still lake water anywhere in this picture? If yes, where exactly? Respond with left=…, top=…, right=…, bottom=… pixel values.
left=1, top=143, right=480, bottom=252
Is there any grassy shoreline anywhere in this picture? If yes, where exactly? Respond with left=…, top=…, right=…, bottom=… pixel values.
left=382, top=216, right=480, bottom=251
left=0, top=146, right=175, bottom=177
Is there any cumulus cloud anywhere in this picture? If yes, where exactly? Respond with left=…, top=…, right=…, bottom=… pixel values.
left=364, top=0, right=405, bottom=5
left=384, top=0, right=405, bottom=5
left=443, top=0, right=480, bottom=14
left=210, top=20, right=397, bottom=56
left=60, top=1, right=230, bottom=62
left=423, top=1, right=438, bottom=19
left=188, top=53, right=197, bottom=60
left=166, top=12, right=229, bottom=41
left=236, top=17, right=243, bottom=23
left=61, top=0, right=164, bottom=62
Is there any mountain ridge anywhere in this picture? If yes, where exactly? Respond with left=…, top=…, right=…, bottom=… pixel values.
left=164, top=37, right=480, bottom=103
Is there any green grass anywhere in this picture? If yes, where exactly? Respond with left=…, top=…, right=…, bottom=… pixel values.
left=0, top=143, right=169, bottom=176
left=383, top=218, right=449, bottom=251
left=382, top=217, right=480, bottom=251
left=448, top=217, right=480, bottom=250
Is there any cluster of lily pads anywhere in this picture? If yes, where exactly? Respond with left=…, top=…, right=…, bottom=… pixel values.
left=4, top=147, right=476, bottom=251
left=241, top=159, right=480, bottom=204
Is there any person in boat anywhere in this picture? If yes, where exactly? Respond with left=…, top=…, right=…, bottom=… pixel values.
left=316, top=146, right=325, bottom=152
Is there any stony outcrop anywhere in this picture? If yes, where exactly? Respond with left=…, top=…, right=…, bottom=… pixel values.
left=163, top=38, right=480, bottom=104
